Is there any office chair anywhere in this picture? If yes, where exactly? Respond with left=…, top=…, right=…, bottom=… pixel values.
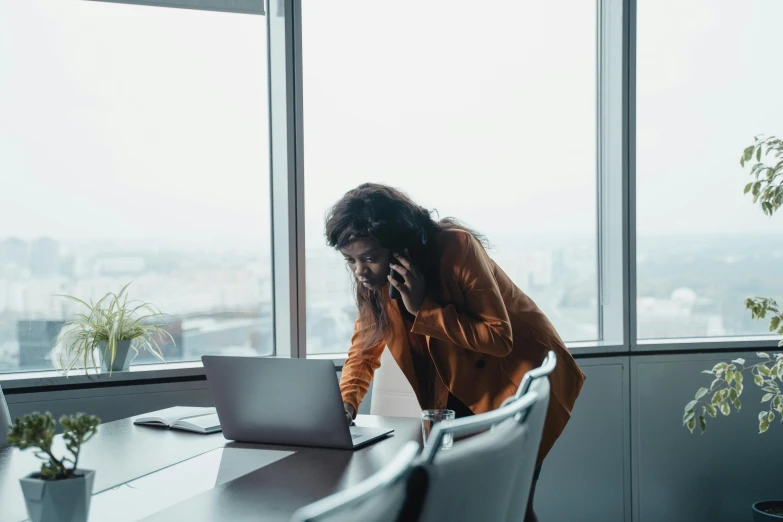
left=416, top=391, right=539, bottom=522
left=290, top=441, right=421, bottom=522
left=503, top=369, right=552, bottom=522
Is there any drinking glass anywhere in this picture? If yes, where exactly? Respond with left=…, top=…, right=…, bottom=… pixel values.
left=421, top=409, right=455, bottom=450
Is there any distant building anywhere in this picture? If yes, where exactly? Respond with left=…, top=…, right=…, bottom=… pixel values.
left=17, top=320, right=64, bottom=370
left=0, top=238, right=28, bottom=271
left=92, top=256, right=146, bottom=276
left=30, top=237, right=59, bottom=276
left=637, top=288, right=727, bottom=339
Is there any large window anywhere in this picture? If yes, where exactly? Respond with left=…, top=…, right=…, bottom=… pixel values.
left=2, top=0, right=779, bottom=380
left=0, top=0, right=273, bottom=373
left=302, top=1, right=598, bottom=354
left=636, top=0, right=783, bottom=340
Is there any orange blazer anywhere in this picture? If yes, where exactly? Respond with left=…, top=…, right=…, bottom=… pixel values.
left=339, top=229, right=586, bottom=465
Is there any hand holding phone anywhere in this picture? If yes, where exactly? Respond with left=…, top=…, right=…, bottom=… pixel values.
left=388, top=251, right=427, bottom=315
left=389, top=256, right=405, bottom=299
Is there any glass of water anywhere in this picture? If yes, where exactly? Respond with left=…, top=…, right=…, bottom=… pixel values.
left=421, top=409, right=455, bottom=450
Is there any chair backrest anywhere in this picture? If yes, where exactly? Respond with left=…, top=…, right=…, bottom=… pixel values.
left=513, top=350, right=557, bottom=402
left=417, top=392, right=537, bottom=522
left=0, top=385, right=11, bottom=448
left=504, top=376, right=551, bottom=522
left=290, top=441, right=420, bottom=522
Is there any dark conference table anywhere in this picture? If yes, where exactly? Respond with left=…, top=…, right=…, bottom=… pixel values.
left=0, top=410, right=421, bottom=522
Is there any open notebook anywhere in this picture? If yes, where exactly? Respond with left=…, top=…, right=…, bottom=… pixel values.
left=133, top=406, right=222, bottom=434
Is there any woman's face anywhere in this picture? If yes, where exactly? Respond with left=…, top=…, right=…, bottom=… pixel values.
left=340, top=237, right=393, bottom=291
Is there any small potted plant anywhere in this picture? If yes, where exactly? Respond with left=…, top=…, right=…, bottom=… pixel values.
left=683, top=135, right=783, bottom=521
left=8, top=412, right=101, bottom=522
left=57, top=282, right=174, bottom=374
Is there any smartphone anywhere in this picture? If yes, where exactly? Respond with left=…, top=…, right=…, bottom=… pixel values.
left=389, top=256, right=405, bottom=299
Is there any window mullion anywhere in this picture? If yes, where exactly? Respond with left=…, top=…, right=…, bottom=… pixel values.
left=268, top=0, right=306, bottom=359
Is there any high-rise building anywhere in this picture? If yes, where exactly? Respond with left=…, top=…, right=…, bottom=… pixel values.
left=30, top=237, right=60, bottom=277
left=0, top=238, right=28, bottom=271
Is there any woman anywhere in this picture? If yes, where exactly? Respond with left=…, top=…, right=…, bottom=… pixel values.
left=328, top=183, right=585, bottom=522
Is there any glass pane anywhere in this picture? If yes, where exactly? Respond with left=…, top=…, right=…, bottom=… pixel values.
left=0, top=1, right=272, bottom=373
left=636, top=0, right=783, bottom=340
left=303, top=1, right=598, bottom=354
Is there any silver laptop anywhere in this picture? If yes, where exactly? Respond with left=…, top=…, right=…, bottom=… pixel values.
left=202, top=356, right=394, bottom=450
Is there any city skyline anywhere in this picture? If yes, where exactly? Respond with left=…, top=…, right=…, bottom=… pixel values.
left=1, top=230, right=781, bottom=373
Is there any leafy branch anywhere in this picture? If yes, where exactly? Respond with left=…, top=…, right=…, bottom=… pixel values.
left=745, top=298, right=783, bottom=344
left=683, top=136, right=783, bottom=437
left=740, top=135, right=783, bottom=217
left=683, top=354, right=783, bottom=435
left=7, top=413, right=101, bottom=480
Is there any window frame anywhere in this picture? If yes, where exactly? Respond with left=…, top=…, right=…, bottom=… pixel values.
left=2, top=0, right=780, bottom=390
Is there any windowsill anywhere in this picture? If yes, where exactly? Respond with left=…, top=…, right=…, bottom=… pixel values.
left=0, top=356, right=349, bottom=392
left=0, top=361, right=207, bottom=391
left=636, top=335, right=781, bottom=351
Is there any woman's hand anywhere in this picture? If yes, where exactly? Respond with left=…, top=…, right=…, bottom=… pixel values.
left=344, top=403, right=355, bottom=425
left=389, top=251, right=427, bottom=315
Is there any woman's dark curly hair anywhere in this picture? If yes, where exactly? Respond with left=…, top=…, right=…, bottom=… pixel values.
left=325, top=183, right=487, bottom=350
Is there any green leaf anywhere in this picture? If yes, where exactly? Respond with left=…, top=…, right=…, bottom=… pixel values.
left=720, top=403, right=731, bottom=416
left=726, top=369, right=734, bottom=385
left=685, top=400, right=698, bottom=411
left=759, top=411, right=768, bottom=421
left=762, top=393, right=774, bottom=402
left=768, top=411, right=775, bottom=422
left=711, top=378, right=721, bottom=390
left=701, top=370, right=714, bottom=375
left=695, top=388, right=709, bottom=400
left=683, top=410, right=695, bottom=424
left=744, top=182, right=753, bottom=194
left=758, top=352, right=771, bottom=359
left=732, top=358, right=746, bottom=366
left=687, top=417, right=696, bottom=433
left=757, top=147, right=762, bottom=161
left=755, top=374, right=764, bottom=386
left=711, top=391, right=723, bottom=405
left=729, top=388, right=739, bottom=401
left=707, top=405, right=717, bottom=418
left=760, top=418, right=770, bottom=433
left=712, top=362, right=728, bottom=372
left=699, top=416, right=707, bottom=433
left=771, top=317, right=781, bottom=331
left=743, top=145, right=755, bottom=165
left=760, top=365, right=773, bottom=377
left=732, top=398, right=742, bottom=411
left=735, top=372, right=743, bottom=385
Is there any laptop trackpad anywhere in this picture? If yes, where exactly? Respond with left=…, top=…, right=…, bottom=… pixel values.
left=349, top=426, right=393, bottom=443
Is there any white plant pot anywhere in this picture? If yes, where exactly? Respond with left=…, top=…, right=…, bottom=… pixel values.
left=19, top=470, right=95, bottom=522
left=98, top=340, right=133, bottom=372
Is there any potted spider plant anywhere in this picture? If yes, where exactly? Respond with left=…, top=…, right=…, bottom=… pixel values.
left=57, top=282, right=174, bottom=374
left=8, top=412, right=101, bottom=522
left=683, top=136, right=783, bottom=521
